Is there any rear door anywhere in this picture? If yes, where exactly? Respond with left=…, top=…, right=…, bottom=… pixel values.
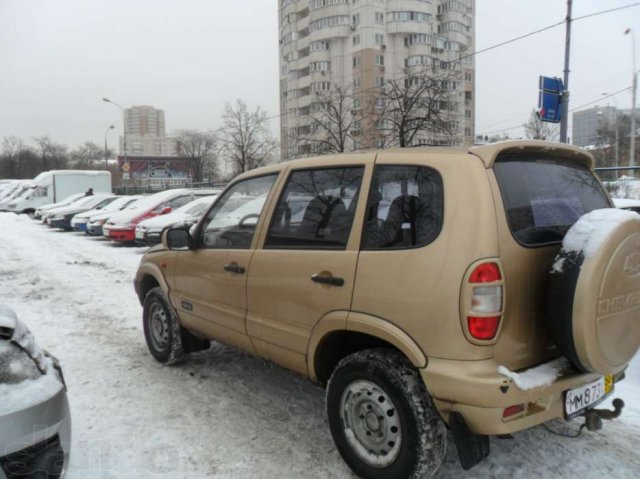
left=246, top=159, right=372, bottom=375
left=490, top=153, right=612, bottom=370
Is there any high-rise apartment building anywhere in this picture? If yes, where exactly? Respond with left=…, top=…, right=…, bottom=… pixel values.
left=278, top=0, right=475, bottom=159
left=118, top=105, right=178, bottom=156
left=572, top=106, right=617, bottom=148
left=125, top=105, right=166, bottom=136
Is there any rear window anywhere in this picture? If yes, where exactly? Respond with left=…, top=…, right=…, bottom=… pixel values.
left=493, top=155, right=611, bottom=246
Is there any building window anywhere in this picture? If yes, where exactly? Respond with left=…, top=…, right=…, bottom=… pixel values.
left=353, top=34, right=360, bottom=46
left=389, top=11, right=430, bottom=22
left=375, top=97, right=384, bottom=109
left=375, top=33, right=384, bottom=45
left=375, top=55, right=384, bottom=66
left=353, top=56, right=361, bottom=68
left=353, top=97, right=361, bottom=109
left=352, top=13, right=360, bottom=25
left=375, top=12, right=384, bottom=24
left=375, top=76, right=385, bottom=87
left=309, top=15, right=350, bottom=32
left=353, top=76, right=361, bottom=88
left=310, top=40, right=330, bottom=51
left=310, top=61, right=331, bottom=72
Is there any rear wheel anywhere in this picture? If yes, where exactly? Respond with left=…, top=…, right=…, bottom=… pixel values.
left=326, top=349, right=446, bottom=478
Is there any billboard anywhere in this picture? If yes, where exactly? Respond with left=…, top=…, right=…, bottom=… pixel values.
left=117, top=156, right=193, bottom=181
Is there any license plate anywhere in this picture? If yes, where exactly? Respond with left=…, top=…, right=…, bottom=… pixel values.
left=564, top=376, right=613, bottom=419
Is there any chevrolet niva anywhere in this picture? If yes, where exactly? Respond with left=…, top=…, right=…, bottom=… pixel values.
left=134, top=140, right=640, bottom=478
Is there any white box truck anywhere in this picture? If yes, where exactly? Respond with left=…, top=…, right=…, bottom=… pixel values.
left=6, top=170, right=112, bottom=216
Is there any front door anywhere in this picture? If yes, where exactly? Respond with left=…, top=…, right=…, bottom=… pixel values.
left=247, top=162, right=371, bottom=375
left=171, top=173, right=280, bottom=352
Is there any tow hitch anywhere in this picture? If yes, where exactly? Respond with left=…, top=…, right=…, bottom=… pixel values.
left=583, top=398, right=625, bottom=431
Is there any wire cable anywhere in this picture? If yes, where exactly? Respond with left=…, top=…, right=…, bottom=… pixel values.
left=272, top=1, right=640, bottom=126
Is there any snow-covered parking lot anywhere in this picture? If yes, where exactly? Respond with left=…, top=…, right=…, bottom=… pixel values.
left=0, top=212, right=639, bottom=478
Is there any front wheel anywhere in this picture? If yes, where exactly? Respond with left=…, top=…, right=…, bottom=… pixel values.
left=326, top=349, right=446, bottom=478
left=142, top=287, right=186, bottom=365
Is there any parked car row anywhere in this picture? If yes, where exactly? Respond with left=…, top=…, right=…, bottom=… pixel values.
left=31, top=188, right=221, bottom=246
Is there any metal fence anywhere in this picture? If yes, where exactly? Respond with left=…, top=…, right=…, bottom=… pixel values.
left=113, top=181, right=227, bottom=195
left=595, top=166, right=640, bottom=197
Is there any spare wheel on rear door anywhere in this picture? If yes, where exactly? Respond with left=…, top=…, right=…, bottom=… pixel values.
left=547, top=208, right=640, bottom=375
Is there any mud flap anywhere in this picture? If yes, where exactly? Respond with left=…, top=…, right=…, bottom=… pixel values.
left=450, top=412, right=490, bottom=470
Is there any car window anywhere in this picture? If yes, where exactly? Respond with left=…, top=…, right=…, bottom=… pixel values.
left=493, top=155, right=611, bottom=246
left=200, top=174, right=278, bottom=249
left=265, top=166, right=364, bottom=250
left=167, top=195, right=192, bottom=210
left=362, top=165, right=444, bottom=250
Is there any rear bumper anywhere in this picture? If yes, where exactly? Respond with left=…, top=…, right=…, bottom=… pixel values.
left=87, top=225, right=104, bottom=237
left=49, top=219, right=71, bottom=230
left=421, top=357, right=606, bottom=435
left=71, top=221, right=88, bottom=232
left=87, top=225, right=104, bottom=236
left=108, top=228, right=135, bottom=242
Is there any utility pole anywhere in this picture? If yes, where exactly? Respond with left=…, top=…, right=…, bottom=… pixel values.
left=625, top=28, right=636, bottom=168
left=559, top=0, right=572, bottom=144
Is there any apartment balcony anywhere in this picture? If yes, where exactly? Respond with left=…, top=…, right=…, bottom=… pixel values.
left=308, top=3, right=349, bottom=20
left=308, top=24, right=351, bottom=42
left=387, top=21, right=433, bottom=36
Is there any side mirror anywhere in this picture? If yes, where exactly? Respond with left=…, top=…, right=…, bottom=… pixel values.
left=164, top=227, right=191, bottom=251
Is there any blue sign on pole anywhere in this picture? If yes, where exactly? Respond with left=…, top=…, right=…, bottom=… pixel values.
left=537, top=76, right=564, bottom=123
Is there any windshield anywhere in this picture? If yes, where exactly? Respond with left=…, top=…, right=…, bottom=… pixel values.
left=123, top=192, right=186, bottom=211
left=176, top=196, right=217, bottom=216
left=494, top=155, right=611, bottom=246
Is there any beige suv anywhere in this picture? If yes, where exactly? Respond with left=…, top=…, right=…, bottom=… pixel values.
left=134, top=140, right=640, bottom=478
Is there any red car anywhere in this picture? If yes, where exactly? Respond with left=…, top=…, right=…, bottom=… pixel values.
left=103, top=189, right=218, bottom=243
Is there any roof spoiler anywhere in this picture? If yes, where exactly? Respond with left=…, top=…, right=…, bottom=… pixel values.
left=469, top=140, right=594, bottom=170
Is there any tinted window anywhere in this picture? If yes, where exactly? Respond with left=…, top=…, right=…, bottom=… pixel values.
left=265, top=167, right=364, bottom=249
left=493, top=156, right=611, bottom=246
left=362, top=165, right=443, bottom=249
left=200, top=174, right=277, bottom=249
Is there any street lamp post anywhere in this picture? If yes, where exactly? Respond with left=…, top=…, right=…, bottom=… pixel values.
left=625, top=28, right=637, bottom=168
left=601, top=93, right=619, bottom=171
left=104, top=125, right=115, bottom=170
left=101, top=97, right=128, bottom=173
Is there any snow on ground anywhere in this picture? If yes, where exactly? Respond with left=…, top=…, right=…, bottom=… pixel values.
left=0, top=212, right=638, bottom=478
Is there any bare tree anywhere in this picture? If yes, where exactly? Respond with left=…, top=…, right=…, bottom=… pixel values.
left=523, top=108, right=559, bottom=141
left=70, top=141, right=103, bottom=169
left=1, top=136, right=25, bottom=178
left=176, top=129, right=219, bottom=182
left=374, top=66, right=461, bottom=148
left=220, top=99, right=277, bottom=175
left=292, top=85, right=359, bottom=155
left=33, top=136, right=68, bottom=170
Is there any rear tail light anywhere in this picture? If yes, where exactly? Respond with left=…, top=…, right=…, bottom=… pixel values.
left=502, top=404, right=525, bottom=418
left=466, top=262, right=504, bottom=341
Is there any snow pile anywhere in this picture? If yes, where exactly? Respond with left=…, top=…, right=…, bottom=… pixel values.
left=498, top=357, right=571, bottom=390
left=551, top=208, right=640, bottom=274
left=609, top=177, right=640, bottom=200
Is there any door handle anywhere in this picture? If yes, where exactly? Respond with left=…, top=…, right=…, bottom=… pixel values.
left=311, top=273, right=344, bottom=287
left=224, top=263, right=245, bottom=274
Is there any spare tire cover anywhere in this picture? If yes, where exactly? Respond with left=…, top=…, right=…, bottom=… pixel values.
left=547, top=208, right=640, bottom=375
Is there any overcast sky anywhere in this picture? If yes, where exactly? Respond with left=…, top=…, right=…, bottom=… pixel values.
left=0, top=0, right=638, bottom=150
